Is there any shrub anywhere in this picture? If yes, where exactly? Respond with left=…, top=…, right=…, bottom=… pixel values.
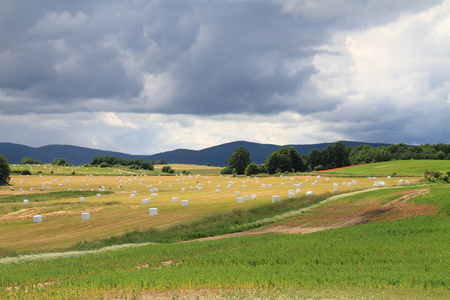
left=244, top=163, right=258, bottom=176
left=21, top=157, right=42, bottom=164
left=161, top=165, right=174, bottom=173
left=221, top=166, right=233, bottom=175
left=21, top=169, right=31, bottom=175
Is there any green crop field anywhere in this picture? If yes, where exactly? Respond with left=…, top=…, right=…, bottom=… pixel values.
left=319, top=159, right=450, bottom=176
left=0, top=162, right=449, bottom=299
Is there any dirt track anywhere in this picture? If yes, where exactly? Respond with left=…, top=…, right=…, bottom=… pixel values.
left=191, top=188, right=434, bottom=241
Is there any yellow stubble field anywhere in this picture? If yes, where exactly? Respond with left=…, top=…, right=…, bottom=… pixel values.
left=0, top=166, right=420, bottom=254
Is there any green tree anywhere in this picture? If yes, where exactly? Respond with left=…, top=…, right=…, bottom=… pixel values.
left=220, top=166, right=233, bottom=175
left=284, top=147, right=307, bottom=172
left=228, top=147, right=252, bottom=175
left=257, top=164, right=266, bottom=174
left=306, top=149, right=322, bottom=170
left=161, top=165, right=175, bottom=173
left=52, top=158, right=68, bottom=166
left=265, top=151, right=292, bottom=174
left=21, top=157, right=42, bottom=164
left=0, top=153, right=11, bottom=186
left=244, top=162, right=258, bottom=176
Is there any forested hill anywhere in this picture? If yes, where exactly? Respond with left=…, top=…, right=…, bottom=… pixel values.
left=0, top=141, right=389, bottom=166
left=142, top=141, right=391, bottom=166
left=0, top=143, right=147, bottom=165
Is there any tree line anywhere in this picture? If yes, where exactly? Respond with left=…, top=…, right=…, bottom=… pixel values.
left=90, top=156, right=154, bottom=170
left=224, top=142, right=450, bottom=175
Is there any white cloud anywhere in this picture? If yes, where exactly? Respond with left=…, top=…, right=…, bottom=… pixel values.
left=99, top=112, right=138, bottom=129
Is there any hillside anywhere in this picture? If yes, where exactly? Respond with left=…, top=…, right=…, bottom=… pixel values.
left=0, top=141, right=391, bottom=166
left=142, top=141, right=391, bottom=166
left=0, top=143, right=147, bottom=165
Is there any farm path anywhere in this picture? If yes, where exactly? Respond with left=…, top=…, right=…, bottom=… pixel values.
left=189, top=188, right=432, bottom=241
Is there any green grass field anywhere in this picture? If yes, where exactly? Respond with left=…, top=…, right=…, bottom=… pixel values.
left=0, top=161, right=449, bottom=299
left=320, top=159, right=450, bottom=176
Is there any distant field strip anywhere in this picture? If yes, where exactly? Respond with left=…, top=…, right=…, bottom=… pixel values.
left=0, top=242, right=156, bottom=265
left=0, top=188, right=385, bottom=265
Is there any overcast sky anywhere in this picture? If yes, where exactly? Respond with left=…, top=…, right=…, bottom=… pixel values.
left=1, top=0, right=449, bottom=155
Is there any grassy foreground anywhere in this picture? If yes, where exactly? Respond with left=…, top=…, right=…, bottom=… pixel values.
left=1, top=183, right=448, bottom=299
left=320, top=160, right=450, bottom=176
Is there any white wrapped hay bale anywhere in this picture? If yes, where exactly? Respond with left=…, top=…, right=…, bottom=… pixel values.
left=348, top=183, right=352, bottom=187
left=198, top=187, right=202, bottom=191
left=142, top=198, right=150, bottom=204
left=172, top=197, right=178, bottom=203
left=296, top=189, right=302, bottom=194
left=306, top=191, right=313, bottom=196
left=23, top=199, right=29, bottom=205
left=243, top=195, right=249, bottom=200
left=281, top=183, right=285, bottom=187
left=81, top=212, right=90, bottom=220
left=289, top=192, right=295, bottom=198
left=398, top=179, right=404, bottom=184
left=96, top=194, right=101, bottom=198
left=33, top=215, right=42, bottom=223
left=235, top=191, right=240, bottom=196
left=130, top=194, right=135, bottom=198
left=237, top=197, right=244, bottom=203
left=151, top=193, right=158, bottom=197
left=149, top=208, right=158, bottom=216
left=250, top=194, right=257, bottom=200
left=272, top=195, right=280, bottom=202
left=80, top=197, right=85, bottom=201
left=181, top=188, right=185, bottom=192
left=405, top=180, right=410, bottom=184
left=215, top=189, right=220, bottom=193
left=181, top=200, right=188, bottom=206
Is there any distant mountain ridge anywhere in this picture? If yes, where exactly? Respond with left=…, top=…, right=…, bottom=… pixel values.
left=0, top=141, right=391, bottom=166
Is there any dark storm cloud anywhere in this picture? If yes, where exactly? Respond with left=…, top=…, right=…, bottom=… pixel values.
left=0, top=0, right=340, bottom=116
left=1, top=0, right=449, bottom=152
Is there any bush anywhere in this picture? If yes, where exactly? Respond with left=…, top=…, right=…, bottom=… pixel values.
left=244, top=163, right=258, bottom=176
left=257, top=164, right=266, bottom=174
left=221, top=166, right=233, bottom=175
left=21, top=169, right=31, bottom=175
left=161, top=165, right=174, bottom=173
left=21, top=157, right=42, bottom=164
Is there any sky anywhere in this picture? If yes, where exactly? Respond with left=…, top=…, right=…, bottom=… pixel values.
left=1, top=0, right=449, bottom=155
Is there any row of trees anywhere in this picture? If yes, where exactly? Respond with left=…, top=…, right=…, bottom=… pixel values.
left=224, top=146, right=310, bottom=175
left=224, top=142, right=450, bottom=175
left=90, top=156, right=154, bottom=171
